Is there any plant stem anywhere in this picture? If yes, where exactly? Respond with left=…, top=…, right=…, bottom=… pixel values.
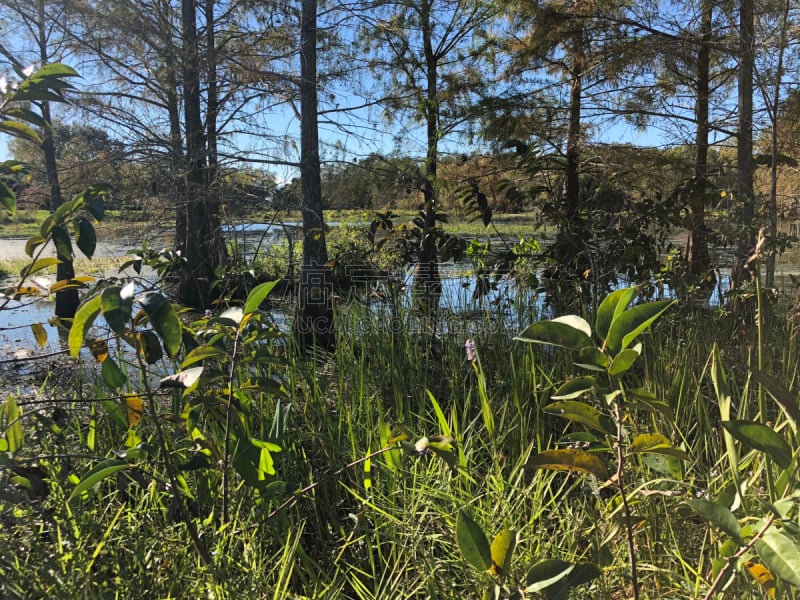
left=221, top=327, right=243, bottom=525
left=137, top=352, right=212, bottom=566
left=613, top=397, right=640, bottom=600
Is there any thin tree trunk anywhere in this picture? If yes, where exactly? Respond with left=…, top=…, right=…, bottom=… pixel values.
left=731, top=0, right=755, bottom=290
left=412, top=0, right=441, bottom=319
left=294, top=0, right=334, bottom=351
left=37, top=0, right=78, bottom=318
left=687, top=0, right=714, bottom=283
left=765, top=0, right=790, bottom=288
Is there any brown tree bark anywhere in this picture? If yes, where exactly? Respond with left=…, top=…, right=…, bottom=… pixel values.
left=293, top=0, right=334, bottom=351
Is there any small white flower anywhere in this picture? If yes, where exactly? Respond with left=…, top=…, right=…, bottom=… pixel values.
left=0, top=75, right=7, bottom=94
left=22, top=64, right=35, bottom=77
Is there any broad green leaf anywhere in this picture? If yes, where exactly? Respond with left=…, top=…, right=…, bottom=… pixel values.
left=551, top=376, right=599, bottom=400
left=527, top=449, right=608, bottom=478
left=244, top=280, right=280, bottom=315
left=74, top=217, right=96, bottom=258
left=24, top=235, right=46, bottom=257
left=31, top=323, right=47, bottom=348
left=489, top=529, right=516, bottom=578
left=552, top=315, right=592, bottom=338
left=756, top=530, right=800, bottom=586
left=51, top=225, right=72, bottom=261
left=608, top=346, right=641, bottom=376
left=604, top=299, right=674, bottom=355
left=69, top=295, right=102, bottom=357
left=515, top=320, right=593, bottom=350
left=595, top=287, right=638, bottom=342
left=136, top=330, right=163, bottom=364
left=69, top=459, right=129, bottom=501
left=627, top=388, right=675, bottom=421
left=0, top=120, right=40, bottom=142
left=101, top=284, right=134, bottom=335
left=3, top=396, right=23, bottom=453
left=21, top=257, right=59, bottom=277
left=525, top=559, right=575, bottom=592
left=631, top=433, right=690, bottom=461
left=101, top=357, right=127, bottom=389
left=140, top=292, right=182, bottom=357
left=26, top=62, right=79, bottom=79
left=576, top=346, right=608, bottom=370
left=181, top=345, right=228, bottom=368
left=456, top=510, right=492, bottom=572
left=721, top=421, right=792, bottom=470
left=49, top=278, right=91, bottom=293
left=0, top=181, right=15, bottom=213
left=544, top=400, right=614, bottom=436
left=686, top=498, right=743, bottom=545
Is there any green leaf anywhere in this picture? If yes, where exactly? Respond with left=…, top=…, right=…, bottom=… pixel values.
left=0, top=181, right=16, bottom=213
left=515, top=320, right=593, bottom=350
left=576, top=346, right=608, bottom=370
left=489, top=529, right=516, bottom=578
left=181, top=345, right=228, bottom=368
left=686, top=498, right=743, bottom=545
left=136, top=330, right=163, bottom=364
left=21, top=257, right=59, bottom=277
left=69, top=459, right=129, bottom=501
left=26, top=62, right=79, bottom=79
left=101, top=357, right=127, bottom=389
left=525, top=559, right=575, bottom=592
left=604, top=299, right=674, bottom=355
left=631, top=433, right=690, bottom=460
left=24, top=235, right=46, bottom=257
left=0, top=120, right=41, bottom=142
left=69, top=295, right=102, bottom=357
left=551, top=376, right=599, bottom=400
left=721, top=421, right=792, bottom=469
left=243, top=280, right=280, bottom=315
left=608, top=346, right=641, bottom=376
left=3, top=396, right=23, bottom=453
left=756, top=529, right=800, bottom=586
left=544, top=400, right=614, bottom=436
left=456, top=510, right=492, bottom=572
left=140, top=292, right=182, bottom=357
left=51, top=225, right=73, bottom=261
left=74, top=217, right=96, bottom=258
left=595, top=287, right=637, bottom=342
left=526, top=449, right=608, bottom=478
left=101, top=284, right=134, bottom=335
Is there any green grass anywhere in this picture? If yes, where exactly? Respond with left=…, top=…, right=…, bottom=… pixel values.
left=2, top=258, right=799, bottom=598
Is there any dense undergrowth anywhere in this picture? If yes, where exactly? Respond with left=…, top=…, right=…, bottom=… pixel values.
left=3, top=278, right=800, bottom=598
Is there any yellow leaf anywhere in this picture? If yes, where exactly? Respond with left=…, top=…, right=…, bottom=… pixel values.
left=30, top=323, right=47, bottom=348
left=743, top=561, right=776, bottom=598
left=124, top=395, right=143, bottom=427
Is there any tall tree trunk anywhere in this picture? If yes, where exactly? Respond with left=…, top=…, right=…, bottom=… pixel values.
left=765, top=0, right=791, bottom=288
left=731, top=0, right=755, bottom=289
left=687, top=0, right=714, bottom=282
left=412, top=0, right=441, bottom=319
left=177, top=0, right=224, bottom=309
left=565, top=54, right=582, bottom=218
left=37, top=0, right=78, bottom=318
left=293, top=0, right=334, bottom=351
